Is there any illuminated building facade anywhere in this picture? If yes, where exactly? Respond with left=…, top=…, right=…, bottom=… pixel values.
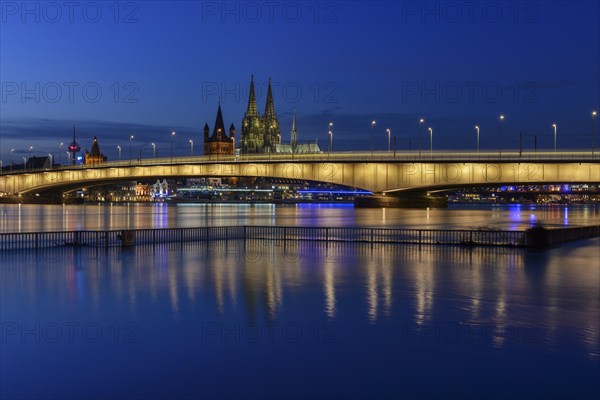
left=203, top=102, right=235, bottom=156
left=84, top=137, right=107, bottom=165
left=241, top=75, right=281, bottom=154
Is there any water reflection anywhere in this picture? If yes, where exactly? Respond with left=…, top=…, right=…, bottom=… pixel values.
left=0, top=203, right=598, bottom=233
left=1, top=239, right=598, bottom=360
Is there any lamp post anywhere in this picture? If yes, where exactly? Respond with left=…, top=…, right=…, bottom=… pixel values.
left=22, top=157, right=27, bottom=172
left=419, top=118, right=424, bottom=157
left=129, top=135, right=134, bottom=163
left=117, top=146, right=121, bottom=161
left=189, top=139, right=194, bottom=156
left=371, top=120, right=376, bottom=157
left=386, top=128, right=391, bottom=153
left=475, top=125, right=480, bottom=157
left=170, top=131, right=176, bottom=163
left=552, top=123, right=557, bottom=153
left=593, top=111, right=597, bottom=157
left=428, top=127, right=433, bottom=159
left=48, top=154, right=53, bottom=168
left=10, top=149, right=14, bottom=172
left=151, top=143, right=156, bottom=158
left=499, top=115, right=505, bottom=157
left=59, top=143, right=63, bottom=165
left=329, top=122, right=333, bottom=153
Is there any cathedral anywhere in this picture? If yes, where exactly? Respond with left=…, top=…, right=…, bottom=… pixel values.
left=274, top=111, right=321, bottom=154
left=203, top=102, right=235, bottom=156
left=241, top=76, right=281, bottom=154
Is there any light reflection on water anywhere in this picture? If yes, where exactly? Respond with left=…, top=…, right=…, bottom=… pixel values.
left=1, top=239, right=598, bottom=399
left=0, top=203, right=598, bottom=233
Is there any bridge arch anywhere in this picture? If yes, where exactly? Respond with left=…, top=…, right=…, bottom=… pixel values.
left=1, top=159, right=598, bottom=195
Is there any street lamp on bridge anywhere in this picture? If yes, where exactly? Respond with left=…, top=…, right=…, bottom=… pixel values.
left=552, top=123, right=557, bottom=153
left=593, top=111, right=597, bottom=157
left=428, top=127, right=433, bottom=159
left=59, top=143, right=63, bottom=165
left=328, top=122, right=333, bottom=153
left=151, top=143, right=156, bottom=158
left=475, top=125, right=480, bottom=156
left=117, top=146, right=121, bottom=161
left=371, top=120, right=376, bottom=156
left=189, top=139, right=194, bottom=156
left=129, top=135, right=134, bottom=163
left=499, top=115, right=505, bottom=157
left=10, top=149, right=14, bottom=172
left=418, top=118, right=424, bottom=157
left=171, top=131, right=176, bottom=163
left=386, top=128, right=391, bottom=153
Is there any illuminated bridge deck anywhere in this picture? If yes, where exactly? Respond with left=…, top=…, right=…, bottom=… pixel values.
left=1, top=151, right=599, bottom=195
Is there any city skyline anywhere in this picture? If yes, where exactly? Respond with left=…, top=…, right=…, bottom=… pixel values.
left=1, top=1, right=599, bottom=161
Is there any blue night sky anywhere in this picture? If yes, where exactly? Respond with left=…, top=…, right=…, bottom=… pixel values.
left=0, top=1, right=598, bottom=161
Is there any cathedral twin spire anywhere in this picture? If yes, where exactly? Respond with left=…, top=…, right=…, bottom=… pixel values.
left=246, top=75, right=259, bottom=117
left=241, top=75, right=281, bottom=153
left=246, top=75, right=276, bottom=118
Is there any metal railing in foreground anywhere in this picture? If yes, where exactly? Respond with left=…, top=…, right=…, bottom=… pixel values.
left=0, top=226, right=528, bottom=251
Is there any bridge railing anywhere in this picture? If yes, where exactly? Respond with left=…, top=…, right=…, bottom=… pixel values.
left=0, top=225, right=527, bottom=251
left=1, top=150, right=599, bottom=176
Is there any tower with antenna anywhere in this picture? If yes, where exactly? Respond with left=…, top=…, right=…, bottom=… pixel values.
left=68, top=122, right=81, bottom=165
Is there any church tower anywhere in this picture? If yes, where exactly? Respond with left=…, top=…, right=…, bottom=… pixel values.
left=241, top=75, right=263, bottom=153
left=204, top=102, right=235, bottom=156
left=262, top=78, right=281, bottom=152
left=84, top=136, right=106, bottom=165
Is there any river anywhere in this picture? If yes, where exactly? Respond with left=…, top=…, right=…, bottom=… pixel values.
left=0, top=204, right=598, bottom=399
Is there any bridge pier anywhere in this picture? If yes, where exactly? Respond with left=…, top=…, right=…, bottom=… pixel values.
left=354, top=193, right=448, bottom=208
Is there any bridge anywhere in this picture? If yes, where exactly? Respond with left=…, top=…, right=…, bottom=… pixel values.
left=0, top=151, right=598, bottom=196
